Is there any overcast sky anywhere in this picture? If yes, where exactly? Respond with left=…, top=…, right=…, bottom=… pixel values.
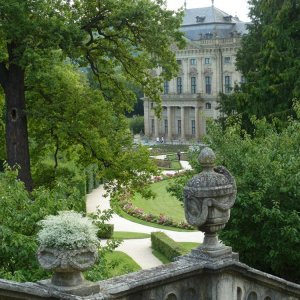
left=166, top=0, right=251, bottom=22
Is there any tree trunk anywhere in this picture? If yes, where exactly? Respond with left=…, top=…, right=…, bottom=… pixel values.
left=3, top=44, right=33, bottom=191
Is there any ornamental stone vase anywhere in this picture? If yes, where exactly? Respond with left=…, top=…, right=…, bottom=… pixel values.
left=37, top=246, right=98, bottom=287
left=184, top=147, right=237, bottom=258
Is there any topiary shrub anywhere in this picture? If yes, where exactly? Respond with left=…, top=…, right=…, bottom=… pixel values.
left=151, top=232, right=186, bottom=261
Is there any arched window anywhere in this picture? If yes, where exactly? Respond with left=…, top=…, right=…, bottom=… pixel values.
left=247, top=291, right=258, bottom=300
left=237, top=287, right=242, bottom=300
left=165, top=293, right=177, bottom=300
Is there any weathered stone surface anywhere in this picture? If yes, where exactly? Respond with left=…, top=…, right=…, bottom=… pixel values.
left=37, top=246, right=99, bottom=295
left=183, top=147, right=237, bottom=257
left=0, top=253, right=300, bottom=299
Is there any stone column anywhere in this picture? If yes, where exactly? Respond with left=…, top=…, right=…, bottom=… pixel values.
left=167, top=106, right=172, bottom=141
left=199, top=111, right=206, bottom=136
left=154, top=115, right=159, bottom=139
left=181, top=106, right=185, bottom=140
left=195, top=106, right=200, bottom=140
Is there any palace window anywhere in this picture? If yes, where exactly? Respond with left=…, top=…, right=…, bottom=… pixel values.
left=205, top=76, right=211, bottom=94
left=224, top=56, right=231, bottom=64
left=190, top=58, right=196, bottom=65
left=178, top=120, right=181, bottom=134
left=176, top=59, right=182, bottom=65
left=204, top=57, right=210, bottom=64
left=164, top=119, right=168, bottom=134
left=224, top=75, right=232, bottom=94
left=191, top=120, right=195, bottom=135
left=151, top=119, right=155, bottom=134
left=163, top=80, right=169, bottom=94
left=191, top=77, right=196, bottom=94
left=177, top=77, right=182, bottom=94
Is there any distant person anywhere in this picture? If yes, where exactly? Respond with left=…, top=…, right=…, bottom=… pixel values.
left=156, top=137, right=160, bottom=143
left=161, top=136, right=164, bottom=143
left=177, top=151, right=181, bottom=161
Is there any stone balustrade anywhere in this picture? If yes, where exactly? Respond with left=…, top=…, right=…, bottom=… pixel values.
left=0, top=148, right=299, bottom=299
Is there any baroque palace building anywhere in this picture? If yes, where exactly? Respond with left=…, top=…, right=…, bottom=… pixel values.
left=143, top=3, right=248, bottom=141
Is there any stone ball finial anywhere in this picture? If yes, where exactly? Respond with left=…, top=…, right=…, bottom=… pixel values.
left=198, top=147, right=216, bottom=168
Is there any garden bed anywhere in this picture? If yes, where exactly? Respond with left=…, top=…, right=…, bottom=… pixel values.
left=112, top=179, right=194, bottom=230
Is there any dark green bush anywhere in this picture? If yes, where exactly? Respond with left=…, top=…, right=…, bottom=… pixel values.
left=97, top=224, right=114, bottom=239
left=151, top=232, right=186, bottom=261
left=128, top=116, right=144, bottom=134
left=86, top=164, right=101, bottom=193
left=86, top=165, right=95, bottom=193
left=32, top=161, right=86, bottom=198
left=0, top=166, right=86, bottom=282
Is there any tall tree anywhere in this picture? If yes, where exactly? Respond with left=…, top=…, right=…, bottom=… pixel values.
left=0, top=0, right=184, bottom=190
left=218, top=0, right=300, bottom=129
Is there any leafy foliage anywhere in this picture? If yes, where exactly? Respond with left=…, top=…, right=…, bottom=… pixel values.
left=166, top=106, right=300, bottom=282
left=218, top=0, right=300, bottom=129
left=0, top=0, right=185, bottom=190
left=0, top=166, right=85, bottom=281
left=206, top=107, right=300, bottom=283
left=128, top=116, right=144, bottom=134
left=89, top=208, right=115, bottom=239
left=85, top=250, right=141, bottom=281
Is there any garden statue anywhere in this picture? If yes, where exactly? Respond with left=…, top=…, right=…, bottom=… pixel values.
left=184, top=147, right=237, bottom=258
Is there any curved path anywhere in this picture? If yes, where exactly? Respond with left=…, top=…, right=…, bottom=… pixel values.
left=86, top=160, right=203, bottom=269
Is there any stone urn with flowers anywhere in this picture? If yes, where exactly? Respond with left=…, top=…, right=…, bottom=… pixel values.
left=37, top=211, right=99, bottom=292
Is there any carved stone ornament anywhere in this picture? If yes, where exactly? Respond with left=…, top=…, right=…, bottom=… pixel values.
left=37, top=246, right=98, bottom=287
left=189, top=67, right=198, bottom=76
left=184, top=147, right=237, bottom=257
left=178, top=67, right=184, bottom=76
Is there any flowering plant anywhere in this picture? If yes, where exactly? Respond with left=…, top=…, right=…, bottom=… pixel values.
left=37, top=211, right=99, bottom=250
left=118, top=196, right=193, bottom=230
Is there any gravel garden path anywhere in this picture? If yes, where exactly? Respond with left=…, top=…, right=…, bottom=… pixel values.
left=86, top=160, right=203, bottom=269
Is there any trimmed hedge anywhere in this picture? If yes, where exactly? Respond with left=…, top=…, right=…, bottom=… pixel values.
left=86, top=164, right=101, bottom=193
left=151, top=232, right=187, bottom=261
left=97, top=224, right=114, bottom=239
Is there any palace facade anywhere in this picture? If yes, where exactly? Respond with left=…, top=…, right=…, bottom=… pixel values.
left=143, top=4, right=248, bottom=141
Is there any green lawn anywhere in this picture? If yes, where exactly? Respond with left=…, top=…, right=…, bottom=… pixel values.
left=131, top=179, right=185, bottom=223
left=104, top=251, right=141, bottom=278
left=113, top=231, right=150, bottom=239
left=114, top=205, right=192, bottom=232
left=167, top=153, right=188, bottom=162
left=149, top=145, right=189, bottom=156
left=169, top=160, right=181, bottom=170
left=85, top=251, right=141, bottom=281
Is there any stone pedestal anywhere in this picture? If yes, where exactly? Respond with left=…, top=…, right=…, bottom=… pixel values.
left=37, top=246, right=99, bottom=296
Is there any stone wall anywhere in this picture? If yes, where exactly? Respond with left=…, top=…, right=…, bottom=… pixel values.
left=0, top=254, right=299, bottom=300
